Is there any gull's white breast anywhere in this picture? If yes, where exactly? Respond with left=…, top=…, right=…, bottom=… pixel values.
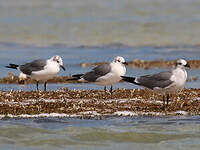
left=170, top=68, right=187, bottom=89
left=31, top=60, right=60, bottom=81
left=96, top=62, right=126, bottom=86
left=153, top=68, right=187, bottom=94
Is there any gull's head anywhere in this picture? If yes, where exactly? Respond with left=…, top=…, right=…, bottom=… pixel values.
left=175, top=59, right=190, bottom=69
left=113, top=56, right=127, bottom=65
left=50, top=55, right=66, bottom=71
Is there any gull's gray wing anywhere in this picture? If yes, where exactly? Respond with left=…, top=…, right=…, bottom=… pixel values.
left=83, top=64, right=111, bottom=82
left=19, top=59, right=47, bottom=75
left=137, top=71, right=174, bottom=89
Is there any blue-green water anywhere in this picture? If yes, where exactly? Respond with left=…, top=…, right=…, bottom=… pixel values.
left=0, top=0, right=200, bottom=149
left=0, top=116, right=200, bottom=150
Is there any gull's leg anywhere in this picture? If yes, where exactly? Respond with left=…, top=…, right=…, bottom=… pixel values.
left=166, top=94, right=170, bottom=107
left=110, top=85, right=113, bottom=99
left=104, top=86, right=107, bottom=92
left=36, top=81, right=39, bottom=91
left=103, top=86, right=107, bottom=99
left=104, top=86, right=107, bottom=95
left=162, top=95, right=165, bottom=106
left=44, top=82, right=47, bottom=91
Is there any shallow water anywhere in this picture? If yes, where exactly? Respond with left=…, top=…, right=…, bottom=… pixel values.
left=0, top=116, right=200, bottom=150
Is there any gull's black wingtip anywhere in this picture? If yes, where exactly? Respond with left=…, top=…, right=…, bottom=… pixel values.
left=121, top=76, right=136, bottom=84
left=5, top=64, right=19, bottom=70
left=66, top=74, right=84, bottom=81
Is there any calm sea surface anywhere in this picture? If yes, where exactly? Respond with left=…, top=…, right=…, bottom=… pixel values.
left=0, top=0, right=200, bottom=149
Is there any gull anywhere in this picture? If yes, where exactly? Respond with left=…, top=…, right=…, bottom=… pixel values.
left=6, top=55, right=66, bottom=91
left=71, top=56, right=127, bottom=98
left=121, top=59, right=190, bottom=107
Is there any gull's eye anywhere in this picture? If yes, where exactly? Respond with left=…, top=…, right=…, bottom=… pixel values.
left=176, top=62, right=182, bottom=66
left=56, top=60, right=59, bottom=63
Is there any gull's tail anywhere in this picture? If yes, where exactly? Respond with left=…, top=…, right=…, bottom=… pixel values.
left=121, top=76, right=138, bottom=85
left=67, top=74, right=84, bottom=81
left=5, top=64, right=19, bottom=70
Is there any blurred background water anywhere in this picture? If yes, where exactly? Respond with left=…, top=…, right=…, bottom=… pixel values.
left=0, top=0, right=200, bottom=149
left=1, top=0, right=200, bottom=47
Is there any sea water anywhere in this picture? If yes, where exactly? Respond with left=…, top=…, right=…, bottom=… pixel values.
left=0, top=116, right=200, bottom=150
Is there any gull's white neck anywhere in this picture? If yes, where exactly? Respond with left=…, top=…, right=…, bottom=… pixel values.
left=172, top=66, right=187, bottom=87
left=110, top=61, right=126, bottom=76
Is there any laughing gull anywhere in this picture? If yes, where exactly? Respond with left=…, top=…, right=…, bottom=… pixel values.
left=71, top=56, right=127, bottom=98
left=121, top=59, right=190, bottom=107
left=6, top=55, right=66, bottom=91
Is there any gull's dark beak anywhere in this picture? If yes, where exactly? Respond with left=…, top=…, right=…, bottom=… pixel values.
left=123, top=62, right=128, bottom=65
left=60, top=65, right=66, bottom=71
left=185, top=63, right=190, bottom=68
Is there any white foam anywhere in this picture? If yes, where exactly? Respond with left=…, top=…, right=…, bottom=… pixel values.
left=79, top=111, right=101, bottom=116
left=113, top=111, right=138, bottom=116
left=0, top=99, right=66, bottom=106
left=0, top=110, right=193, bottom=119
left=3, top=113, right=77, bottom=118
left=137, top=112, right=166, bottom=116
left=174, top=111, right=189, bottom=115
